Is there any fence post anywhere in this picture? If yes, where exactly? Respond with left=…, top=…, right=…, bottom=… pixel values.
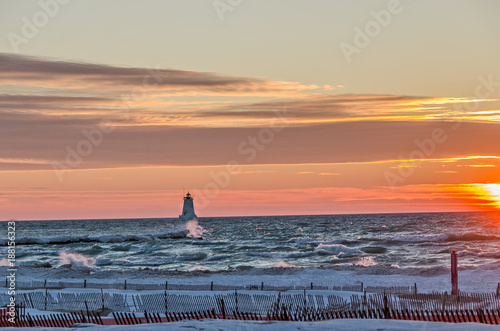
left=360, top=282, right=364, bottom=292
left=311, top=282, right=313, bottom=290
left=414, top=283, right=417, bottom=294
left=496, top=283, right=500, bottom=298
left=211, top=281, right=213, bottom=291
left=451, top=250, right=458, bottom=295
left=124, top=280, right=127, bottom=290
left=84, top=279, right=86, bottom=288
left=477, top=309, right=484, bottom=324
left=383, top=294, right=388, bottom=319
left=235, top=289, right=238, bottom=312
left=261, top=282, right=264, bottom=291
left=28, top=293, right=34, bottom=310
left=44, top=279, right=47, bottom=288
left=164, top=291, right=167, bottom=313
left=101, top=288, right=104, bottom=311
left=165, top=281, right=168, bottom=291
left=84, top=301, right=89, bottom=317
left=221, top=298, right=226, bottom=319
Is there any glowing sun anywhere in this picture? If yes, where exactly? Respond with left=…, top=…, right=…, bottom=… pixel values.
left=483, top=184, right=500, bottom=208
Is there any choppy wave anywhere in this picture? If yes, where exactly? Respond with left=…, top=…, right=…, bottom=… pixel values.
left=95, top=256, right=135, bottom=266
left=343, top=256, right=377, bottom=267
left=360, top=246, right=387, bottom=254
left=0, top=228, right=188, bottom=246
left=272, top=260, right=297, bottom=268
left=36, top=251, right=228, bottom=268
left=386, top=234, right=449, bottom=242
left=249, top=251, right=315, bottom=259
left=185, top=219, right=206, bottom=239
left=53, top=251, right=216, bottom=269
left=288, top=237, right=353, bottom=245
left=59, top=252, right=93, bottom=270
left=3, top=213, right=500, bottom=275
left=206, top=254, right=231, bottom=261
left=385, top=233, right=499, bottom=243
left=457, top=249, right=500, bottom=259
left=111, top=245, right=132, bottom=252
left=148, top=254, right=208, bottom=264
left=77, top=244, right=104, bottom=255
left=314, top=244, right=359, bottom=255
left=248, top=244, right=360, bottom=259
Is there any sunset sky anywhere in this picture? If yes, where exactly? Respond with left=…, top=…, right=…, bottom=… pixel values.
left=1, top=0, right=500, bottom=220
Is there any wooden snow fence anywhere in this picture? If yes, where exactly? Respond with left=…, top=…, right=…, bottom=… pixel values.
left=0, top=291, right=130, bottom=312
left=12, top=279, right=330, bottom=292
left=0, top=309, right=105, bottom=327
left=1, top=291, right=500, bottom=326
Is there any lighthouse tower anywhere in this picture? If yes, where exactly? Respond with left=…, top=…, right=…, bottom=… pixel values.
left=179, top=192, right=197, bottom=222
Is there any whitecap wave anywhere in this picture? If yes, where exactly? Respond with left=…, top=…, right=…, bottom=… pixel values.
left=0, top=228, right=188, bottom=246
left=314, top=244, right=359, bottom=255
left=272, top=260, right=296, bottom=268
left=59, top=252, right=94, bottom=270
left=184, top=219, right=205, bottom=239
left=354, top=256, right=378, bottom=267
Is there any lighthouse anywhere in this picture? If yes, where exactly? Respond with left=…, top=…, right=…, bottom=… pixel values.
left=179, top=192, right=197, bottom=222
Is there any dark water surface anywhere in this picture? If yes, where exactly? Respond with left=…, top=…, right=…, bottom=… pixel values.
left=3, top=212, right=500, bottom=275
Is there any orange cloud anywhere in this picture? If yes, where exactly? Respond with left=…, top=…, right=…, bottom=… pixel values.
left=3, top=53, right=500, bottom=219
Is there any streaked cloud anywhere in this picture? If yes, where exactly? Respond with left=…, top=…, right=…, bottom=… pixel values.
left=2, top=53, right=500, bottom=219
left=0, top=53, right=318, bottom=97
left=2, top=53, right=499, bottom=129
left=2, top=117, right=500, bottom=171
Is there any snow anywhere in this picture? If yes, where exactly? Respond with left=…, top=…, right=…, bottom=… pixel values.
left=1, top=319, right=498, bottom=330
left=6, top=265, right=500, bottom=293
left=4, top=254, right=500, bottom=330
left=4, top=267, right=500, bottom=330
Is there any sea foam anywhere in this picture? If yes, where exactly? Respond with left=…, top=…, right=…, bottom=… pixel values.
left=59, top=252, right=94, bottom=270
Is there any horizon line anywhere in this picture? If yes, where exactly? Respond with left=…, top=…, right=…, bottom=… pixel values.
left=2, top=209, right=491, bottom=222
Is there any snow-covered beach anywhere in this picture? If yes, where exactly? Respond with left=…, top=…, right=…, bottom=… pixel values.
left=2, top=319, right=500, bottom=331
left=4, top=265, right=500, bottom=294
left=2, top=266, right=500, bottom=330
